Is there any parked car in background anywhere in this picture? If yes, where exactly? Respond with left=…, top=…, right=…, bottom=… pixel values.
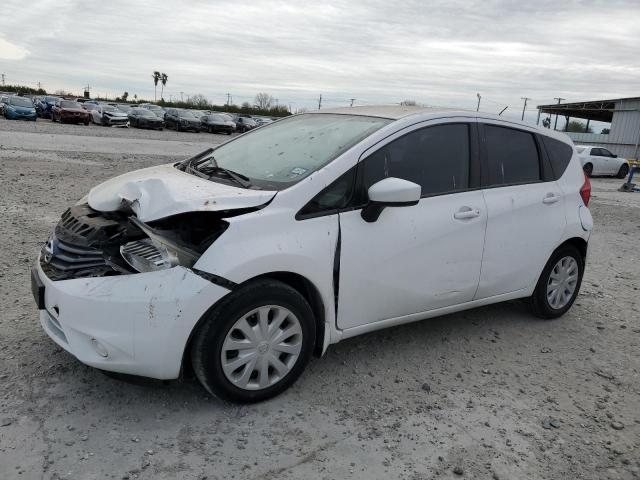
left=128, top=107, right=164, bottom=130
left=164, top=108, right=201, bottom=132
left=90, top=104, right=129, bottom=127
left=30, top=107, right=592, bottom=403
left=141, top=104, right=166, bottom=118
left=35, top=96, right=61, bottom=118
left=576, top=145, right=629, bottom=178
left=254, top=116, right=274, bottom=127
left=116, top=104, right=132, bottom=113
left=0, top=95, right=8, bottom=115
left=201, top=113, right=235, bottom=134
left=235, top=116, right=257, bottom=132
left=3, top=95, right=37, bottom=121
left=51, top=100, right=90, bottom=124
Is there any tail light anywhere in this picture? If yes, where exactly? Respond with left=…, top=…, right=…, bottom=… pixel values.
left=580, top=173, right=591, bottom=206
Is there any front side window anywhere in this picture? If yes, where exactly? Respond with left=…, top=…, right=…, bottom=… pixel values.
left=590, top=148, right=602, bottom=156
left=600, top=148, right=614, bottom=157
left=191, top=114, right=391, bottom=190
left=362, top=123, right=470, bottom=196
left=484, top=125, right=540, bottom=185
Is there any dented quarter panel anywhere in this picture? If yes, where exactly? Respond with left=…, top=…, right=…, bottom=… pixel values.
left=87, top=163, right=276, bottom=222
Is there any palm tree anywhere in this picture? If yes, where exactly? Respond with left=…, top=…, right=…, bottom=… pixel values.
left=160, top=73, right=168, bottom=100
left=152, top=71, right=160, bottom=101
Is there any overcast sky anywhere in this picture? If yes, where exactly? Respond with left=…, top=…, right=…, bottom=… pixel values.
left=1, top=0, right=639, bottom=122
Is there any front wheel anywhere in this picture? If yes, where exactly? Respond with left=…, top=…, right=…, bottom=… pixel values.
left=583, top=163, right=593, bottom=177
left=190, top=279, right=316, bottom=403
left=616, top=163, right=629, bottom=179
left=529, top=244, right=584, bottom=319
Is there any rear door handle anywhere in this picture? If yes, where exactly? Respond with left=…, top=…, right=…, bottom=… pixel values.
left=453, top=206, right=481, bottom=220
left=543, top=193, right=560, bottom=204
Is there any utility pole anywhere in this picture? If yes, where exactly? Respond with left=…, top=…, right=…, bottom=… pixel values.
left=520, top=97, right=530, bottom=121
left=318, top=94, right=322, bottom=110
left=350, top=98, right=355, bottom=107
left=180, top=91, right=184, bottom=102
left=476, top=93, right=481, bottom=112
left=553, top=97, right=565, bottom=130
left=226, top=93, right=231, bottom=106
left=1, top=74, right=5, bottom=86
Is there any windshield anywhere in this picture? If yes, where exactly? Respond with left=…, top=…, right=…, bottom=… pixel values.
left=194, top=113, right=391, bottom=190
left=60, top=101, right=80, bottom=109
left=102, top=105, right=117, bottom=112
left=135, top=108, right=155, bottom=117
left=10, top=97, right=34, bottom=107
left=179, top=110, right=197, bottom=119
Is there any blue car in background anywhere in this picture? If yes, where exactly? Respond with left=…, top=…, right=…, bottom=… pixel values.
left=4, top=96, right=37, bottom=121
left=35, top=96, right=60, bottom=118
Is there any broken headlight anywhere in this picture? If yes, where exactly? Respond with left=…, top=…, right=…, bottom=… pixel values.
left=120, top=218, right=201, bottom=273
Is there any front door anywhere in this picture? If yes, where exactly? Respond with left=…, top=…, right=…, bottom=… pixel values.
left=337, top=121, right=487, bottom=331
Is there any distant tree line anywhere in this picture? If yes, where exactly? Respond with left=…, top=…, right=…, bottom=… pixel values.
left=0, top=84, right=46, bottom=95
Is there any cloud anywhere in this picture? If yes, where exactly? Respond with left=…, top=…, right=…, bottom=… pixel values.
left=0, top=0, right=639, bottom=121
left=0, top=37, right=29, bottom=60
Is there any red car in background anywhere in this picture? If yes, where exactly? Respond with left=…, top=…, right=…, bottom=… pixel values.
left=51, top=100, right=90, bottom=125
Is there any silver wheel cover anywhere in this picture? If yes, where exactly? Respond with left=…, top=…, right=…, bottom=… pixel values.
left=546, top=256, right=579, bottom=310
left=221, top=305, right=303, bottom=390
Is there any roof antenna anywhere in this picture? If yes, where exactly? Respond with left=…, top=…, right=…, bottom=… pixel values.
left=498, top=106, right=508, bottom=116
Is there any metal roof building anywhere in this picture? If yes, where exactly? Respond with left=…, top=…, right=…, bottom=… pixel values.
left=537, top=97, right=640, bottom=160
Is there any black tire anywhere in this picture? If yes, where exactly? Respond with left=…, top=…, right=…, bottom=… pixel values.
left=529, top=244, right=584, bottom=319
left=51, top=113, right=56, bottom=122
left=190, top=279, right=316, bottom=403
left=616, top=163, right=629, bottom=179
left=176, top=123, right=181, bottom=132
left=583, top=163, right=593, bottom=177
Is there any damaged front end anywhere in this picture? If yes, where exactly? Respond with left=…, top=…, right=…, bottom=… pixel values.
left=40, top=203, right=230, bottom=281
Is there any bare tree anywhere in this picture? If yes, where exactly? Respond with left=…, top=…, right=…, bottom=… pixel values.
left=254, top=92, right=274, bottom=110
left=189, top=94, right=209, bottom=108
left=152, top=71, right=160, bottom=101
left=160, top=73, right=168, bottom=100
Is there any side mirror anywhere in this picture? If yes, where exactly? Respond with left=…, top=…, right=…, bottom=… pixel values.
left=361, top=177, right=421, bottom=222
left=612, top=154, right=618, bottom=158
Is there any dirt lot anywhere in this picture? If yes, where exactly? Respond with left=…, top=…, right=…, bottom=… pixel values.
left=0, top=117, right=638, bottom=480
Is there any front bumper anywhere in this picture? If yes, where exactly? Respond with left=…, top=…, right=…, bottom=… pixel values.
left=5, top=110, right=37, bottom=120
left=33, top=257, right=231, bottom=379
left=105, top=117, right=129, bottom=127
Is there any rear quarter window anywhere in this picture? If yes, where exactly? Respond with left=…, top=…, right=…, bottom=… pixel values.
left=541, top=136, right=573, bottom=180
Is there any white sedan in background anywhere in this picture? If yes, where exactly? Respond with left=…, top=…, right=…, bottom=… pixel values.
left=576, top=145, right=629, bottom=178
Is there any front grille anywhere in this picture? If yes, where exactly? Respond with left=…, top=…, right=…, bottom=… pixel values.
left=42, top=204, right=139, bottom=281
left=41, top=235, right=113, bottom=280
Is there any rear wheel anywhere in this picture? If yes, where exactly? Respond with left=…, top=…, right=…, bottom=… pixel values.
left=529, top=244, right=584, bottom=319
left=583, top=163, right=593, bottom=177
left=190, top=279, right=316, bottom=403
left=616, top=163, right=629, bottom=179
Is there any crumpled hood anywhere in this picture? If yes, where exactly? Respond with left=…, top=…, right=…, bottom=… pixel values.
left=87, top=163, right=276, bottom=221
left=105, top=111, right=127, bottom=117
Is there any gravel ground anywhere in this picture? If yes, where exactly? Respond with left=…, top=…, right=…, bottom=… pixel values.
left=0, top=118, right=639, bottom=480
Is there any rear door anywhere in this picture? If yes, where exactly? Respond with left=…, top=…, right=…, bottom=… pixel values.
left=337, top=120, right=487, bottom=331
left=475, top=122, right=566, bottom=299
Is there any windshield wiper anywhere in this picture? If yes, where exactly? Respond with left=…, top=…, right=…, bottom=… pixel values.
left=198, top=156, right=254, bottom=189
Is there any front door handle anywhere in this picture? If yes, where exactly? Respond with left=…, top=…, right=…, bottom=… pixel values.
left=543, top=193, right=560, bottom=204
left=453, top=206, right=481, bottom=220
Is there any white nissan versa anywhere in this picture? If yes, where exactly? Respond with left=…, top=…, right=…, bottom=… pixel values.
left=32, top=106, right=593, bottom=402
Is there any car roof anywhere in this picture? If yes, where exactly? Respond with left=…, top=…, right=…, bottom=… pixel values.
left=314, top=105, right=574, bottom=144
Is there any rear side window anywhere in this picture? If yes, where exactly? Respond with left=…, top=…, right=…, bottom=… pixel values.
left=484, top=125, right=540, bottom=185
left=541, top=136, right=573, bottom=179
left=363, top=124, right=470, bottom=196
